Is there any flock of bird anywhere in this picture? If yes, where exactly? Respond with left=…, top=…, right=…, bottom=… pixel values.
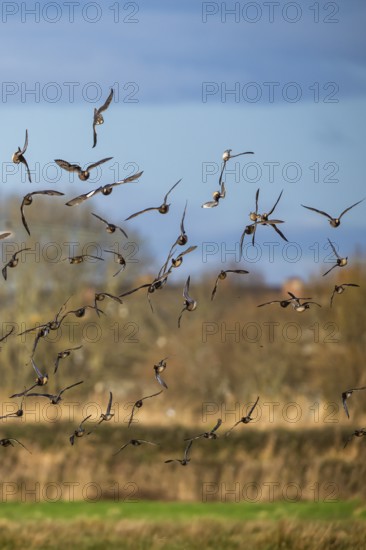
left=1, top=87, right=365, bottom=460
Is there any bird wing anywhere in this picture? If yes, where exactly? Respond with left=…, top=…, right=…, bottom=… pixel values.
left=339, top=199, right=364, bottom=219
left=66, top=187, right=102, bottom=206
left=267, top=190, right=283, bottom=216
left=20, top=129, right=28, bottom=154
left=125, top=206, right=160, bottom=220
left=327, top=238, right=341, bottom=259
left=59, top=380, right=84, bottom=397
left=20, top=197, right=30, bottom=236
left=301, top=205, right=332, bottom=220
left=86, top=157, right=113, bottom=171
left=211, top=418, right=222, bottom=433
left=269, top=223, right=288, bottom=242
left=248, top=396, right=260, bottom=416
left=163, top=179, right=182, bottom=204
left=141, top=390, right=163, bottom=402
left=98, top=88, right=114, bottom=114
left=55, top=159, right=81, bottom=173
left=202, top=200, right=219, bottom=208
left=106, top=391, right=113, bottom=415
left=210, top=275, right=221, bottom=301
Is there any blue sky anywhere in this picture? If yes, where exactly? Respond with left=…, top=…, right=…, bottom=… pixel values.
left=0, top=0, right=365, bottom=284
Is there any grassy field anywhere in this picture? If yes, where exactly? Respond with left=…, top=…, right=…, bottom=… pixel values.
left=0, top=501, right=366, bottom=549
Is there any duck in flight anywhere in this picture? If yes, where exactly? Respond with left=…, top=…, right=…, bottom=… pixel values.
left=330, top=283, right=360, bottom=307
left=301, top=199, right=364, bottom=228
left=125, top=179, right=182, bottom=220
left=65, top=171, right=143, bottom=206
left=323, top=239, right=348, bottom=276
left=93, top=88, right=114, bottom=148
left=20, top=190, right=64, bottom=236
left=12, top=129, right=31, bottom=182
left=55, top=157, right=113, bottom=181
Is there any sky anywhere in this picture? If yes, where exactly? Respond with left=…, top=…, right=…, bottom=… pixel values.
left=0, top=0, right=365, bottom=284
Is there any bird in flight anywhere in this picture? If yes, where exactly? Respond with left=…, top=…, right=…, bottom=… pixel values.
left=55, top=157, right=113, bottom=181
left=301, top=199, right=364, bottom=228
left=323, top=239, right=348, bottom=276
left=184, top=418, right=222, bottom=442
left=226, top=397, right=260, bottom=435
left=127, top=391, right=163, bottom=428
left=93, top=88, right=114, bottom=148
left=165, top=440, right=193, bottom=466
left=113, top=439, right=159, bottom=456
left=98, top=392, right=114, bottom=424
left=341, top=387, right=366, bottom=419
left=70, top=414, right=92, bottom=445
left=0, top=438, right=31, bottom=453
left=91, top=212, right=128, bottom=238
left=26, top=381, right=84, bottom=405
left=153, top=357, right=169, bottom=389
left=2, top=248, right=31, bottom=281
left=211, top=269, right=249, bottom=301
left=125, top=179, right=182, bottom=220
left=12, top=129, right=31, bottom=182
left=178, top=276, right=197, bottom=328
left=330, top=283, right=360, bottom=307
left=54, top=346, right=83, bottom=374
left=20, top=190, right=64, bottom=235
left=65, top=171, right=143, bottom=206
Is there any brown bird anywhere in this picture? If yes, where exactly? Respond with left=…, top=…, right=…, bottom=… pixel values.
left=99, top=392, right=114, bottom=424
left=91, top=212, right=128, bottom=238
left=70, top=414, right=92, bottom=445
left=165, top=440, right=193, bottom=466
left=113, top=439, right=159, bottom=456
left=344, top=428, right=366, bottom=448
left=119, top=271, right=172, bottom=312
left=171, top=245, right=197, bottom=268
left=55, top=157, right=113, bottom=181
left=342, top=387, right=366, bottom=419
left=323, top=239, right=348, bottom=276
left=226, top=397, right=259, bottom=435
left=20, top=190, right=64, bottom=235
left=26, top=381, right=84, bottom=405
left=330, top=283, right=360, bottom=307
left=93, top=88, right=114, bottom=148
left=2, top=248, right=31, bottom=280
left=176, top=201, right=188, bottom=245
left=60, top=304, right=103, bottom=321
left=54, top=345, right=83, bottom=374
left=125, top=179, right=182, bottom=220
left=103, top=249, right=127, bottom=277
left=301, top=199, right=364, bottom=228
left=222, top=149, right=254, bottom=161
left=62, top=254, right=104, bottom=264
left=12, top=129, right=31, bottom=182
left=0, top=396, right=25, bottom=420
left=10, top=359, right=48, bottom=398
left=94, top=291, right=122, bottom=316
left=257, top=292, right=312, bottom=309
left=178, top=276, right=197, bottom=328
left=184, top=418, right=222, bottom=441
left=65, top=171, right=143, bottom=206
left=211, top=269, right=249, bottom=300
left=154, top=357, right=169, bottom=389
left=127, top=391, right=163, bottom=428
left=202, top=182, right=226, bottom=209
left=0, top=438, right=31, bottom=453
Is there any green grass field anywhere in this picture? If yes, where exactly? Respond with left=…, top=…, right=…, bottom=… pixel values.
left=0, top=501, right=366, bottom=549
